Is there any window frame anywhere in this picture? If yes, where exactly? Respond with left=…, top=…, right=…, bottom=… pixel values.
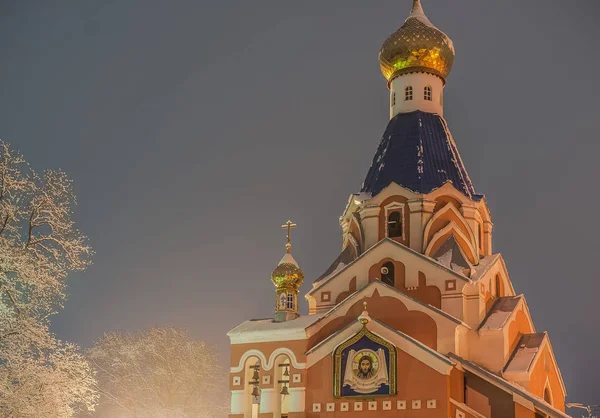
left=424, top=85, right=432, bottom=101
left=384, top=202, right=405, bottom=239
left=405, top=86, right=413, bottom=101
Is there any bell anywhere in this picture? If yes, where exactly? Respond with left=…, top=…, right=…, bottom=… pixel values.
left=283, top=365, right=290, bottom=377
left=252, top=368, right=259, bottom=381
left=251, top=385, right=260, bottom=397
left=280, top=384, right=289, bottom=396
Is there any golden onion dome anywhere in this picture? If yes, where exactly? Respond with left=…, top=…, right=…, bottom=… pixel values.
left=379, top=0, right=455, bottom=84
left=271, top=250, right=304, bottom=290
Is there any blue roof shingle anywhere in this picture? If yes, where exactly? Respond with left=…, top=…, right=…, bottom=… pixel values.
left=361, top=111, right=478, bottom=198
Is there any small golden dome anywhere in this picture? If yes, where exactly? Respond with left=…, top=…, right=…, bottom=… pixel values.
left=379, top=0, right=455, bottom=83
left=271, top=251, right=304, bottom=290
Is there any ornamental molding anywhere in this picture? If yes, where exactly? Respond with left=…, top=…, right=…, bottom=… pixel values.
left=230, top=347, right=306, bottom=373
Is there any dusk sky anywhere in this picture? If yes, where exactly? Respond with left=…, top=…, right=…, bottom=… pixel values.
left=1, top=0, right=599, bottom=411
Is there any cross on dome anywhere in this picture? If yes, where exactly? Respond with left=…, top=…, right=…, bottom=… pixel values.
left=281, top=220, right=297, bottom=253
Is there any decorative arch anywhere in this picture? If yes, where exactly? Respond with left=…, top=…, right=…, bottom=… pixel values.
left=495, top=274, right=503, bottom=297
left=424, top=203, right=477, bottom=252
left=543, top=377, right=553, bottom=406
left=230, top=349, right=268, bottom=373
left=266, top=347, right=305, bottom=370
left=343, top=215, right=363, bottom=255
left=231, top=348, right=305, bottom=373
left=424, top=222, right=478, bottom=265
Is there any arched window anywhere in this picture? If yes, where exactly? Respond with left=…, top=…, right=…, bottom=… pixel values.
left=544, top=387, right=552, bottom=405
left=424, top=86, right=432, bottom=101
left=495, top=276, right=502, bottom=297
left=287, top=293, right=294, bottom=309
left=391, top=92, right=396, bottom=106
left=279, top=293, right=287, bottom=309
left=405, top=86, right=413, bottom=101
left=381, top=262, right=395, bottom=287
left=387, top=211, right=402, bottom=238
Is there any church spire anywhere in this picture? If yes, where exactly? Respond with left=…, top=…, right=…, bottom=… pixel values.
left=271, top=221, right=304, bottom=322
left=411, top=0, right=424, bottom=14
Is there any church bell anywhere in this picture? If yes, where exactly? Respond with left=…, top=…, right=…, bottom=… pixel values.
left=280, top=384, right=289, bottom=396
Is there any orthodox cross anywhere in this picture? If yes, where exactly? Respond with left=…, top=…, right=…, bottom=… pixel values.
left=281, top=220, right=297, bottom=252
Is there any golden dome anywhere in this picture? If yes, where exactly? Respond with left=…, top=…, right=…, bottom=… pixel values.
left=271, top=251, right=304, bottom=290
left=379, top=0, right=455, bottom=83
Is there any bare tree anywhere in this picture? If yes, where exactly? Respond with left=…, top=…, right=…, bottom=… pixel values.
left=0, top=141, right=97, bottom=417
left=89, top=327, right=228, bottom=418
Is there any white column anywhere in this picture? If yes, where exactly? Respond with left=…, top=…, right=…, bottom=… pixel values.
left=259, top=388, right=279, bottom=414
left=289, top=387, right=306, bottom=413
left=460, top=204, right=481, bottom=260
left=407, top=199, right=436, bottom=253
left=231, top=390, right=246, bottom=415
left=358, top=205, right=380, bottom=251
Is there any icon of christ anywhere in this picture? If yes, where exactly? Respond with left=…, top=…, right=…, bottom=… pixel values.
left=342, top=348, right=389, bottom=394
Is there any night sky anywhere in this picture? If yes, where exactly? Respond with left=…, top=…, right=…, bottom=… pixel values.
left=1, top=0, right=599, bottom=411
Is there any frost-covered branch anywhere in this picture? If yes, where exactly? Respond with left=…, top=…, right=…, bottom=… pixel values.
left=0, top=140, right=97, bottom=418
left=89, top=326, right=229, bottom=418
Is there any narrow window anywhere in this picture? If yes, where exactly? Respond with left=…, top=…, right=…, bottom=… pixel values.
left=279, top=293, right=287, bottom=309
left=405, top=86, right=413, bottom=101
left=387, top=211, right=402, bottom=238
left=424, top=86, right=432, bottom=101
left=287, top=293, right=294, bottom=309
left=495, top=275, right=502, bottom=297
left=544, top=387, right=552, bottom=405
left=391, top=92, right=396, bottom=106
left=381, top=262, right=395, bottom=287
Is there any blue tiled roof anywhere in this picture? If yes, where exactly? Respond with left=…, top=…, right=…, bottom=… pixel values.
left=361, top=111, right=478, bottom=199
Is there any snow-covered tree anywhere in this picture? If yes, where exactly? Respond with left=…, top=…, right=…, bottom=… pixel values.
left=0, top=141, right=97, bottom=417
left=89, top=327, right=228, bottom=418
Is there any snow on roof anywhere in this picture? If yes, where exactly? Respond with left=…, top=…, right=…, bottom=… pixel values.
left=504, top=333, right=547, bottom=375
left=449, top=353, right=570, bottom=418
left=431, top=235, right=472, bottom=275
left=278, top=252, right=299, bottom=267
left=227, top=313, right=323, bottom=338
left=469, top=254, right=501, bottom=282
left=479, top=296, right=523, bottom=331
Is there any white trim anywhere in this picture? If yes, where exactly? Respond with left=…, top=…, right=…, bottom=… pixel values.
left=449, top=399, right=487, bottom=418
left=230, top=349, right=268, bottom=373
left=450, top=354, right=570, bottom=418
left=543, top=376, right=553, bottom=405
left=543, top=335, right=568, bottom=396
left=308, top=280, right=468, bottom=336
left=512, top=393, right=535, bottom=410
left=347, top=233, right=359, bottom=256
left=267, top=347, right=305, bottom=370
left=307, top=238, right=470, bottom=297
left=306, top=319, right=454, bottom=375
left=425, top=221, right=478, bottom=264
left=230, top=348, right=306, bottom=373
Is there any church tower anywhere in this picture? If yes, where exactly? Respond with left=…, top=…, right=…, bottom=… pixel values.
left=272, top=221, right=304, bottom=323
left=228, top=2, right=568, bottom=417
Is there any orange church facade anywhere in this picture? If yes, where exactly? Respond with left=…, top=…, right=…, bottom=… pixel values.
left=227, top=2, right=568, bottom=417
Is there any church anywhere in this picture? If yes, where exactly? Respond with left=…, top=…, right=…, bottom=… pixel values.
left=227, top=2, right=568, bottom=417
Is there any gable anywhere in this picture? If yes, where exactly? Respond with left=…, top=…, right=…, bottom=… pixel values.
left=307, top=281, right=467, bottom=355
left=307, top=238, right=469, bottom=313
left=307, top=319, right=454, bottom=376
